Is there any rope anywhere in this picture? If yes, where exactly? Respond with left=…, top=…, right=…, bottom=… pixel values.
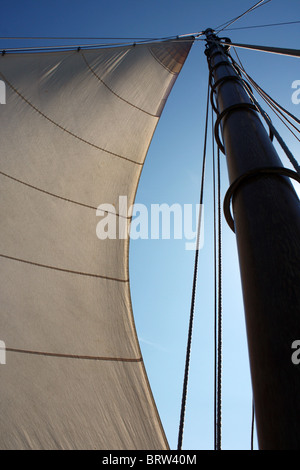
left=251, top=399, right=255, bottom=450
left=210, top=62, right=223, bottom=449
left=1, top=19, right=298, bottom=45
left=212, top=110, right=217, bottom=452
left=215, top=0, right=272, bottom=33
left=248, top=92, right=300, bottom=175
left=212, top=112, right=223, bottom=451
left=224, top=20, right=300, bottom=32
left=216, top=145, right=223, bottom=451
left=0, top=36, right=160, bottom=40
left=0, top=36, right=195, bottom=54
left=231, top=51, right=300, bottom=128
left=241, top=76, right=300, bottom=143
left=231, top=50, right=300, bottom=175
left=177, top=80, right=210, bottom=451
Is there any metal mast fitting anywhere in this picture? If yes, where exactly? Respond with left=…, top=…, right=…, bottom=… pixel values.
left=204, top=28, right=300, bottom=450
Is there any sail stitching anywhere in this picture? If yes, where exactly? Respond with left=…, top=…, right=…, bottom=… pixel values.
left=0, top=71, right=143, bottom=166
left=149, top=47, right=178, bottom=75
left=81, top=51, right=159, bottom=117
left=6, top=347, right=142, bottom=362
left=0, top=253, right=129, bottom=282
left=0, top=170, right=131, bottom=219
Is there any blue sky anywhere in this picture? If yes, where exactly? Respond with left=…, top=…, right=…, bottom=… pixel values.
left=1, top=0, right=299, bottom=451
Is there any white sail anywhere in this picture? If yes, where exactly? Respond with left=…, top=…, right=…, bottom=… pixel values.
left=0, top=38, right=193, bottom=449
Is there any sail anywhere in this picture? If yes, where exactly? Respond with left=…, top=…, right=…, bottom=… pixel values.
left=0, top=38, right=193, bottom=449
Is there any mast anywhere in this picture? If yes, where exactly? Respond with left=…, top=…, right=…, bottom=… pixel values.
left=204, top=28, right=300, bottom=450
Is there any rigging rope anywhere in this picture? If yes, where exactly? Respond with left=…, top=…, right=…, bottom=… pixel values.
left=255, top=93, right=300, bottom=144
left=231, top=49, right=300, bottom=175
left=0, top=36, right=195, bottom=54
left=251, top=399, right=255, bottom=450
left=177, top=80, right=210, bottom=451
left=225, top=20, right=300, bottom=31
left=1, top=19, right=298, bottom=44
left=215, top=0, right=272, bottom=33
left=212, top=111, right=217, bottom=452
left=212, top=111, right=223, bottom=451
left=216, top=146, right=222, bottom=451
left=231, top=52, right=300, bottom=128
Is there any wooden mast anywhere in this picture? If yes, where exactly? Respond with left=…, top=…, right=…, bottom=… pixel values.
left=204, top=28, right=300, bottom=450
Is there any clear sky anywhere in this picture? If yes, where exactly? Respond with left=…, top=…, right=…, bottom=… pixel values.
left=0, top=0, right=299, bottom=451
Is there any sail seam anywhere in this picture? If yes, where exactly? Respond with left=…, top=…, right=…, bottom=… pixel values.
left=0, top=254, right=129, bottom=282
left=149, top=47, right=178, bottom=75
left=0, top=71, right=143, bottom=167
left=81, top=51, right=159, bottom=117
left=6, top=347, right=142, bottom=362
left=0, top=170, right=131, bottom=219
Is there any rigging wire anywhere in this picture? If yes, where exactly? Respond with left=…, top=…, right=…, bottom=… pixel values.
left=0, top=18, right=298, bottom=42
left=0, top=36, right=196, bottom=54
left=177, top=80, right=210, bottom=452
left=216, top=146, right=222, bottom=451
left=232, top=52, right=300, bottom=128
left=232, top=71, right=300, bottom=143
left=224, top=20, right=300, bottom=31
left=251, top=400, right=255, bottom=450
left=1, top=19, right=299, bottom=44
left=254, top=84, right=300, bottom=128
left=215, top=0, right=272, bottom=34
left=255, top=91, right=300, bottom=143
left=212, top=111, right=217, bottom=452
left=0, top=32, right=205, bottom=41
left=212, top=110, right=217, bottom=452
left=0, top=36, right=159, bottom=40
left=241, top=70, right=300, bottom=142
left=253, top=93, right=300, bottom=173
left=231, top=49, right=300, bottom=175
left=212, top=110, right=223, bottom=451
left=2, top=16, right=299, bottom=55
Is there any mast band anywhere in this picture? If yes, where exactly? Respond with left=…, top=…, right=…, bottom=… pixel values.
left=214, top=102, right=258, bottom=154
left=210, top=76, right=253, bottom=114
left=224, top=167, right=300, bottom=232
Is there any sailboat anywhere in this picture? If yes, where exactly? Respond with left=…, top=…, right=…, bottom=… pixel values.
left=0, top=1, right=299, bottom=451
